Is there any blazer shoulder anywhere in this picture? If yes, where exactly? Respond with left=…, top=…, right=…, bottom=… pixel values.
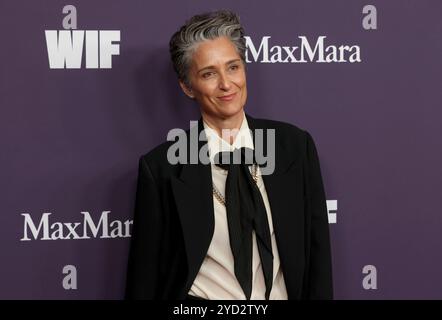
left=253, top=117, right=310, bottom=144
left=251, top=117, right=322, bottom=166
left=140, top=140, right=173, bottom=163
left=138, top=140, right=178, bottom=181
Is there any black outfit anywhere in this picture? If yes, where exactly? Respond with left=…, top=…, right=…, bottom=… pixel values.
left=125, top=114, right=333, bottom=300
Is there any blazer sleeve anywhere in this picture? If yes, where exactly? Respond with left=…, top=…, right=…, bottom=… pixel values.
left=125, top=157, right=163, bottom=299
left=302, top=131, right=334, bottom=299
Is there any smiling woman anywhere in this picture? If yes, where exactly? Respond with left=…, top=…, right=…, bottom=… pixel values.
left=178, top=36, right=248, bottom=137
left=125, top=10, right=333, bottom=300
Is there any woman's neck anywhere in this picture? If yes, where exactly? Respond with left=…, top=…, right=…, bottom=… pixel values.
left=202, top=111, right=245, bottom=145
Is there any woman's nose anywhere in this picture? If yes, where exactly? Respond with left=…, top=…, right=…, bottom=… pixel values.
left=218, top=73, right=231, bottom=90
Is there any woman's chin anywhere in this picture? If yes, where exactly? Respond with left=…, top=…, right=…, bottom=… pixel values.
left=216, top=105, right=244, bottom=119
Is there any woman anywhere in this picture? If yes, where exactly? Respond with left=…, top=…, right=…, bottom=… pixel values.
left=125, top=10, right=333, bottom=300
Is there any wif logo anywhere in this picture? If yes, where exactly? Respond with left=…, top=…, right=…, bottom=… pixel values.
left=45, top=5, right=120, bottom=69
left=327, top=200, right=337, bottom=224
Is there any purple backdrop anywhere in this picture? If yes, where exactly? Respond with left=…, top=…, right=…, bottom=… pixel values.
left=1, top=0, right=441, bottom=299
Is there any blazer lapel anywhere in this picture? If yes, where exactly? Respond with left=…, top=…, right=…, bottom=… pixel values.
left=247, top=114, right=306, bottom=299
left=170, top=119, right=215, bottom=295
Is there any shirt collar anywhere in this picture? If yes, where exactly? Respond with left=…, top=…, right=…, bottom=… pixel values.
left=203, top=112, right=254, bottom=163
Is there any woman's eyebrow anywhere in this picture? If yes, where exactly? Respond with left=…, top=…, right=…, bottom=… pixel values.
left=197, top=59, right=241, bottom=74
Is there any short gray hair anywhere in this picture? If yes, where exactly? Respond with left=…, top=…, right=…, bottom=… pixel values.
left=169, top=10, right=246, bottom=89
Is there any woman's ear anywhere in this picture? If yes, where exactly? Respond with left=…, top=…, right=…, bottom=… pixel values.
left=179, top=80, right=195, bottom=99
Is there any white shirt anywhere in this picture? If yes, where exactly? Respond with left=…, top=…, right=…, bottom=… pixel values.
left=188, top=113, right=288, bottom=300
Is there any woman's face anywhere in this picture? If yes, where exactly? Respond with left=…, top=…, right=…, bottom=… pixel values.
left=180, top=36, right=247, bottom=122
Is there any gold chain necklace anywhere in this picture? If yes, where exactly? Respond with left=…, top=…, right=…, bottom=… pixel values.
left=212, top=164, right=258, bottom=206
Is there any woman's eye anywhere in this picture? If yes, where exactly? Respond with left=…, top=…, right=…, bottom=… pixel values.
left=202, top=72, right=214, bottom=78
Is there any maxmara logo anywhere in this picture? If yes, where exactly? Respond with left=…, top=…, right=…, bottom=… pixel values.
left=244, top=36, right=361, bottom=63
left=20, top=211, right=132, bottom=241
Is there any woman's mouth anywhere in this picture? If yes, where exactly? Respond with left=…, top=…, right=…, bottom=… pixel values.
left=217, top=92, right=237, bottom=101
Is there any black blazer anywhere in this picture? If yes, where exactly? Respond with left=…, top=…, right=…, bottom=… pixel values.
left=125, top=114, right=333, bottom=300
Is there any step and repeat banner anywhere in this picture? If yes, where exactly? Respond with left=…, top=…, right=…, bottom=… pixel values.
left=1, top=0, right=441, bottom=299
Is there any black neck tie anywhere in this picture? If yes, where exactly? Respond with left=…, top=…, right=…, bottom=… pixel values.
left=214, top=147, right=273, bottom=300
